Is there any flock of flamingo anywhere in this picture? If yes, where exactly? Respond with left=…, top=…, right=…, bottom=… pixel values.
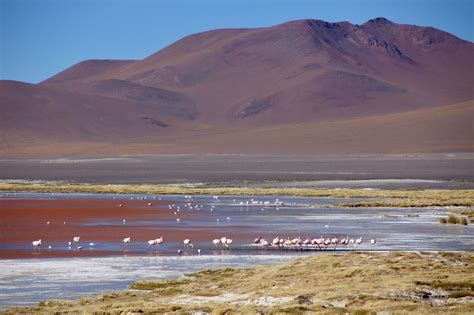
left=30, top=194, right=377, bottom=254
left=253, top=235, right=376, bottom=250
left=30, top=235, right=234, bottom=256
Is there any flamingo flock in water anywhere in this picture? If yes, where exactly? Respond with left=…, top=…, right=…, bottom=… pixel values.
left=253, top=235, right=376, bottom=250
left=30, top=194, right=377, bottom=254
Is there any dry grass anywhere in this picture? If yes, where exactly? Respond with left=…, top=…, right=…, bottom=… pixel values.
left=1, top=181, right=473, bottom=208
left=337, top=198, right=474, bottom=208
left=439, top=214, right=469, bottom=225
left=5, top=252, right=473, bottom=314
left=448, top=214, right=459, bottom=224
left=450, top=209, right=474, bottom=221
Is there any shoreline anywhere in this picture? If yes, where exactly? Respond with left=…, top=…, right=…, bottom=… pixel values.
left=4, top=251, right=473, bottom=314
left=1, top=181, right=473, bottom=208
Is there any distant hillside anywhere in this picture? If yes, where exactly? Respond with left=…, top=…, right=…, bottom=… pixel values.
left=1, top=18, right=473, bottom=156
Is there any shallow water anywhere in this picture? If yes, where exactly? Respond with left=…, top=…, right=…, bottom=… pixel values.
left=0, top=192, right=472, bottom=309
left=0, top=254, right=299, bottom=309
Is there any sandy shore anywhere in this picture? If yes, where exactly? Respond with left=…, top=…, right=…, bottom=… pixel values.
left=4, top=252, right=473, bottom=314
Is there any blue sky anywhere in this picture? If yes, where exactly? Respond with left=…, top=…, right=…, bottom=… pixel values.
left=1, top=0, right=472, bottom=83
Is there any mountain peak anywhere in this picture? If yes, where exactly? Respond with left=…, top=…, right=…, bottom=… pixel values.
left=364, top=17, right=394, bottom=25
left=278, top=18, right=352, bottom=29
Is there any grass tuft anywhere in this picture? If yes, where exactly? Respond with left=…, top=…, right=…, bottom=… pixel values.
left=440, top=214, right=469, bottom=225
left=447, top=214, right=458, bottom=224
left=449, top=209, right=474, bottom=221
left=458, top=216, right=468, bottom=225
left=129, top=279, right=190, bottom=290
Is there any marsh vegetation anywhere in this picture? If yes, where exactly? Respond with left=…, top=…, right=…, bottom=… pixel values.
left=1, top=181, right=473, bottom=208
left=439, top=214, right=469, bottom=225
left=6, top=252, right=473, bottom=314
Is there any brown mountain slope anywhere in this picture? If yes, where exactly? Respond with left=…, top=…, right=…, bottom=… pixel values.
left=182, top=100, right=474, bottom=154
left=0, top=80, right=180, bottom=147
left=1, top=18, right=473, bottom=156
left=44, top=59, right=135, bottom=83
left=1, top=101, right=472, bottom=157
left=40, top=18, right=473, bottom=126
left=42, top=79, right=198, bottom=120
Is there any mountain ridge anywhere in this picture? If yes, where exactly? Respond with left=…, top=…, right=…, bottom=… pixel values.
left=1, top=17, right=473, bottom=156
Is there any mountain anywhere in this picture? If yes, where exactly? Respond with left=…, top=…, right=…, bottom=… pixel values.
left=1, top=18, right=473, bottom=156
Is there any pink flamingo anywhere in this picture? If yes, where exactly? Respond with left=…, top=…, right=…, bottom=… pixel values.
left=183, top=239, right=193, bottom=248
left=32, top=239, right=42, bottom=250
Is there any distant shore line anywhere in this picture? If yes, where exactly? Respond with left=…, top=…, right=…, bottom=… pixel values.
left=0, top=181, right=473, bottom=207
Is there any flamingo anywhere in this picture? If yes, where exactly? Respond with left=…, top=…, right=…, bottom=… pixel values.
left=311, top=238, right=319, bottom=250
left=370, top=238, right=377, bottom=245
left=155, top=236, right=163, bottom=246
left=272, top=236, right=280, bottom=247
left=323, top=238, right=331, bottom=250
left=178, top=249, right=183, bottom=256
left=340, top=236, right=349, bottom=246
left=254, top=236, right=262, bottom=244
left=355, top=237, right=362, bottom=246
left=261, top=240, right=271, bottom=248
left=197, top=249, right=201, bottom=255
left=331, top=237, right=339, bottom=250
left=183, top=239, right=193, bottom=248
left=147, top=239, right=157, bottom=246
left=212, top=239, right=221, bottom=247
left=73, top=236, right=80, bottom=244
left=32, top=239, right=41, bottom=250
left=220, top=236, right=227, bottom=245
left=123, top=237, right=131, bottom=245
left=224, top=238, right=233, bottom=249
